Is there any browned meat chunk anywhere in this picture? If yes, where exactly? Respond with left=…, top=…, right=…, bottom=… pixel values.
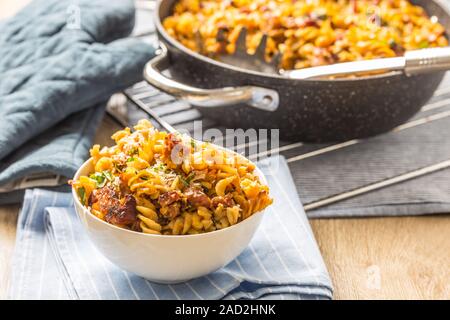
left=94, top=186, right=137, bottom=226
left=185, top=187, right=211, bottom=208
left=211, top=194, right=234, bottom=208
left=130, top=219, right=142, bottom=232
left=164, top=203, right=181, bottom=219
left=158, top=190, right=183, bottom=219
left=158, top=190, right=182, bottom=219
left=88, top=190, right=97, bottom=207
left=105, top=194, right=137, bottom=226
left=95, top=186, right=118, bottom=213
left=108, top=194, right=138, bottom=225
left=158, top=190, right=181, bottom=207
left=163, top=133, right=182, bottom=160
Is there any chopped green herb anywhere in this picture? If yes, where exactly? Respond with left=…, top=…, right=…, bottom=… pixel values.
left=141, top=176, right=149, bottom=181
left=89, top=173, right=99, bottom=180
left=89, top=172, right=106, bottom=188
left=419, top=40, right=429, bottom=48
left=127, top=157, right=136, bottom=162
left=180, top=177, right=189, bottom=187
left=103, top=171, right=113, bottom=181
left=186, top=173, right=195, bottom=184
left=388, top=39, right=397, bottom=49
left=77, top=187, right=87, bottom=206
left=190, top=139, right=196, bottom=149
left=154, top=163, right=167, bottom=172
left=89, top=171, right=113, bottom=188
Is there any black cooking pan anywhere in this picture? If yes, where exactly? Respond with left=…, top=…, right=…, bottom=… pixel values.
left=144, top=0, right=450, bottom=142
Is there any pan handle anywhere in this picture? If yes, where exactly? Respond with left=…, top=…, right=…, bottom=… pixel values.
left=405, top=47, right=450, bottom=75
left=143, top=43, right=279, bottom=112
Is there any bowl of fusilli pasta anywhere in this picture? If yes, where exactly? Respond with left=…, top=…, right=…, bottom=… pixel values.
left=71, top=119, right=273, bottom=282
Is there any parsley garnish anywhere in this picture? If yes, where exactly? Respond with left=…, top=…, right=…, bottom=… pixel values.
left=181, top=173, right=195, bottom=186
left=89, top=172, right=106, bottom=188
left=89, top=171, right=113, bottom=188
left=103, top=171, right=113, bottom=181
left=419, top=40, right=429, bottom=49
left=154, top=163, right=167, bottom=172
left=77, top=187, right=86, bottom=206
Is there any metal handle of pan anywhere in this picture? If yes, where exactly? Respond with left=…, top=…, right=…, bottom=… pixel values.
left=285, top=46, right=450, bottom=79
left=143, top=43, right=279, bottom=112
left=405, top=47, right=450, bottom=75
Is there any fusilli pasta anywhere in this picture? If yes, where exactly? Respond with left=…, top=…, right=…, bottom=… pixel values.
left=163, top=0, right=448, bottom=70
left=71, top=119, right=273, bottom=235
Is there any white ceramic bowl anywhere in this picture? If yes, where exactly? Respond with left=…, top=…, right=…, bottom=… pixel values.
left=72, top=158, right=267, bottom=283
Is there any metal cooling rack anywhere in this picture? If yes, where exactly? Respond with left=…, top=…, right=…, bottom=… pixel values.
left=108, top=1, right=450, bottom=211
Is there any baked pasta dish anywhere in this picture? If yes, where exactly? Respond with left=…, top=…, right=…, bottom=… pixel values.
left=163, top=0, right=448, bottom=70
left=71, top=120, right=272, bottom=235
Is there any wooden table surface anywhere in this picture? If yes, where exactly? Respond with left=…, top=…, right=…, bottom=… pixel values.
left=0, top=0, right=449, bottom=300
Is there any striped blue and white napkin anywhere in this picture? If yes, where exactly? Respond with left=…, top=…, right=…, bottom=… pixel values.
left=8, top=156, right=333, bottom=300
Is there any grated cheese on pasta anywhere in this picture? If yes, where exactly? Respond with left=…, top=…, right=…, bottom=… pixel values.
left=163, top=0, right=448, bottom=70
left=71, top=120, right=273, bottom=235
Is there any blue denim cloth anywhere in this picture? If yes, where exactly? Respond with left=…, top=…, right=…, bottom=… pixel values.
left=8, top=156, right=333, bottom=300
left=0, top=0, right=156, bottom=203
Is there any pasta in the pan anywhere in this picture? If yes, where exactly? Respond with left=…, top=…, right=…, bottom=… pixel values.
left=163, top=0, right=448, bottom=70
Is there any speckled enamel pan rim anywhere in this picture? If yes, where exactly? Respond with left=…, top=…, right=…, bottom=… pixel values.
left=155, top=0, right=450, bottom=82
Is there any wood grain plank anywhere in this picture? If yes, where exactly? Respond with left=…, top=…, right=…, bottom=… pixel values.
left=0, top=0, right=449, bottom=301
left=310, top=216, right=450, bottom=300
left=0, top=205, right=19, bottom=299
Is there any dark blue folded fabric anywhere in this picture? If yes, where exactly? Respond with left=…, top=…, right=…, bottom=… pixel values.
left=0, top=105, right=104, bottom=204
left=0, top=0, right=157, bottom=203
